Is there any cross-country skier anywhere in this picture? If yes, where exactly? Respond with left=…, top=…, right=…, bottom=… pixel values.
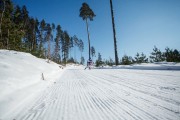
left=84, top=59, right=92, bottom=70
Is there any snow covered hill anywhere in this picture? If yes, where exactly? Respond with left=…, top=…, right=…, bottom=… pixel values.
left=0, top=50, right=180, bottom=120
left=0, top=50, right=63, bottom=118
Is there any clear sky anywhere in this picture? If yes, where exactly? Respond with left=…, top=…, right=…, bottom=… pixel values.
left=13, top=0, right=180, bottom=62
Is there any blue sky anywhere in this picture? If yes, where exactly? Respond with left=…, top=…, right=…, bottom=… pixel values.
left=13, top=0, right=180, bottom=62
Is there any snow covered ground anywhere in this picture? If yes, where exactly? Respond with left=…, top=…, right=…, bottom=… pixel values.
left=0, top=50, right=180, bottom=120
left=97, top=62, right=180, bottom=70
left=0, top=50, right=64, bottom=119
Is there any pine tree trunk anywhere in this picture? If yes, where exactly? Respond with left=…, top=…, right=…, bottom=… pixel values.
left=33, top=31, right=36, bottom=51
left=39, top=43, right=42, bottom=56
left=7, top=29, right=9, bottom=49
left=81, top=52, right=82, bottom=63
left=85, top=18, right=91, bottom=60
left=59, top=41, right=61, bottom=63
left=39, top=39, right=43, bottom=57
left=110, top=0, right=119, bottom=65
left=0, top=0, right=5, bottom=41
left=48, top=39, right=50, bottom=63
left=74, top=46, right=76, bottom=63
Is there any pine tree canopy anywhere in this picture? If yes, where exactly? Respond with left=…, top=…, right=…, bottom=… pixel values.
left=79, top=2, right=96, bottom=21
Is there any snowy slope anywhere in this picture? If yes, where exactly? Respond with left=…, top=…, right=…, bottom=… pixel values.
left=0, top=50, right=63, bottom=118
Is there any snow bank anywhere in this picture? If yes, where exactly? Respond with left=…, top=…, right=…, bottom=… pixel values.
left=0, top=50, right=63, bottom=117
left=96, top=62, right=180, bottom=70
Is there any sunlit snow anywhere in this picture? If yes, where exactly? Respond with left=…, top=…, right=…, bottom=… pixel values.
left=0, top=50, right=180, bottom=120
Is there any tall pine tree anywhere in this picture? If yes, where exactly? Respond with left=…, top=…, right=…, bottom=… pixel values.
left=45, top=23, right=52, bottom=62
left=79, top=2, right=95, bottom=61
left=54, top=24, right=62, bottom=63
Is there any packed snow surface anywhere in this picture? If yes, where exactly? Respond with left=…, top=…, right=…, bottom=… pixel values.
left=0, top=50, right=180, bottom=120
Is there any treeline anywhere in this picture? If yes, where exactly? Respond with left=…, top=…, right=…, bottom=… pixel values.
left=0, top=0, right=84, bottom=64
left=96, top=46, right=180, bottom=66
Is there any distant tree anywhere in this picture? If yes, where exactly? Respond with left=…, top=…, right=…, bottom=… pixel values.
left=38, top=19, right=46, bottom=57
left=150, top=46, right=165, bottom=62
left=51, top=23, right=55, bottom=39
left=21, top=5, right=29, bottom=51
left=51, top=23, right=55, bottom=30
left=26, top=18, right=36, bottom=52
left=73, top=35, right=79, bottom=63
left=78, top=39, right=84, bottom=63
left=97, top=52, right=102, bottom=62
left=61, top=31, right=70, bottom=64
left=79, top=2, right=95, bottom=61
left=110, top=0, right=119, bottom=65
left=53, top=24, right=62, bottom=63
left=134, top=53, right=140, bottom=63
left=0, top=0, right=14, bottom=49
left=96, top=52, right=103, bottom=67
left=45, top=23, right=52, bottom=62
left=90, top=46, right=95, bottom=61
left=164, top=47, right=173, bottom=62
left=67, top=57, right=75, bottom=63
left=50, top=23, right=55, bottom=58
left=69, top=37, right=73, bottom=58
left=34, top=19, right=39, bottom=53
left=173, top=49, right=180, bottom=62
left=80, top=56, right=85, bottom=65
left=164, top=47, right=180, bottom=62
left=0, top=0, right=6, bottom=41
left=13, top=5, right=22, bottom=25
left=11, top=5, right=24, bottom=50
left=105, top=57, right=114, bottom=66
left=121, top=55, right=133, bottom=65
left=134, top=52, right=148, bottom=63
left=21, top=5, right=29, bottom=31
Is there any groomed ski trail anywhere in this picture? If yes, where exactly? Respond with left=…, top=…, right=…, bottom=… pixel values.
left=6, top=67, right=180, bottom=120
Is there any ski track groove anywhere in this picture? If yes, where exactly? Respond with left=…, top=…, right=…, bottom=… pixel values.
left=77, top=74, right=104, bottom=120
left=85, top=70, right=180, bottom=112
left=78, top=72, right=125, bottom=120
left=81, top=70, right=179, bottom=119
left=79, top=71, right=150, bottom=120
left=78, top=71, right=117, bottom=119
left=7, top=68, right=180, bottom=120
left=81, top=72, right=151, bottom=120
